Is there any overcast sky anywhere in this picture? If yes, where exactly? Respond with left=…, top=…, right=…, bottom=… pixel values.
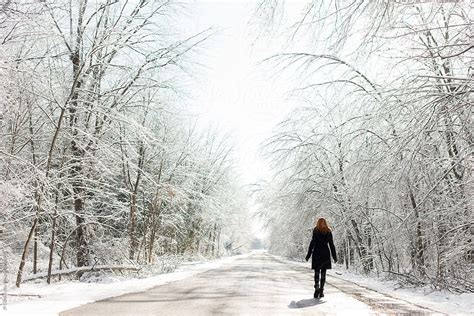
left=174, top=1, right=302, bottom=239
left=182, top=1, right=301, bottom=188
left=171, top=0, right=315, bottom=239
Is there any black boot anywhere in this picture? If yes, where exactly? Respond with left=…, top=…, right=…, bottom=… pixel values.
left=314, top=270, right=321, bottom=299
left=313, top=288, right=320, bottom=299
left=319, top=270, right=326, bottom=298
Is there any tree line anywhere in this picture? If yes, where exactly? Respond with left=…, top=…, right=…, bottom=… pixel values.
left=256, top=0, right=472, bottom=292
left=0, top=0, right=249, bottom=287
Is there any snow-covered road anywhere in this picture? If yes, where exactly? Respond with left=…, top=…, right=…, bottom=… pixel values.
left=60, top=252, right=439, bottom=316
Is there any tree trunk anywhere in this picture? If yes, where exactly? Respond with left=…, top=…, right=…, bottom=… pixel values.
left=15, top=219, right=37, bottom=287
left=47, top=211, right=58, bottom=284
left=408, top=181, right=425, bottom=275
left=69, top=0, right=88, bottom=269
left=2, top=228, right=8, bottom=310
left=33, top=227, right=37, bottom=275
left=129, top=193, right=138, bottom=260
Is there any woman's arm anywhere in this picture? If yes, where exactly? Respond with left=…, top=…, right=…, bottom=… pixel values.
left=329, top=232, right=337, bottom=262
left=305, top=235, right=314, bottom=261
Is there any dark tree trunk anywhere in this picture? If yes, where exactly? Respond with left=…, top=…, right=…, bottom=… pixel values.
left=47, top=211, right=58, bottom=284
left=408, top=182, right=425, bottom=275
left=129, top=193, right=138, bottom=260
left=15, top=219, right=37, bottom=287
left=33, top=226, right=37, bottom=274
left=69, top=0, right=88, bottom=269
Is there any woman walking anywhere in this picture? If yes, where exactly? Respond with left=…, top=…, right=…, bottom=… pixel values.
left=305, top=218, right=337, bottom=299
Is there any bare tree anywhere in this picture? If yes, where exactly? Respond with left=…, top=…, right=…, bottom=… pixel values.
left=256, top=0, right=472, bottom=291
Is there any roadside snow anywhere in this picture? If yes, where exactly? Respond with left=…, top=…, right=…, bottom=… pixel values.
left=1, top=252, right=252, bottom=316
left=278, top=256, right=472, bottom=316
left=326, top=269, right=473, bottom=316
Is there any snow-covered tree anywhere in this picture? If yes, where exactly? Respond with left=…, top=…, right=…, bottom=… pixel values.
left=256, top=0, right=472, bottom=291
left=0, top=0, right=250, bottom=288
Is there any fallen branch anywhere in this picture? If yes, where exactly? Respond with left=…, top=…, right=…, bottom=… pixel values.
left=0, top=293, right=41, bottom=297
left=23, top=265, right=140, bottom=282
left=383, top=270, right=427, bottom=286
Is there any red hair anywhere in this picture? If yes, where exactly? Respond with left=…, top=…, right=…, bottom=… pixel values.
left=315, top=218, right=331, bottom=233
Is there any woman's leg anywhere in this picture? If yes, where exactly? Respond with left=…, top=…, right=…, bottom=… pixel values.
left=314, top=269, right=320, bottom=288
left=319, top=269, right=327, bottom=297
left=320, top=269, right=327, bottom=289
left=313, top=269, right=321, bottom=298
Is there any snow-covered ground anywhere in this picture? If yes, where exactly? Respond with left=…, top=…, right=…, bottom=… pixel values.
left=326, top=269, right=473, bottom=316
left=1, top=253, right=252, bottom=316
left=2, top=251, right=472, bottom=316
left=61, top=251, right=374, bottom=316
left=278, top=256, right=473, bottom=316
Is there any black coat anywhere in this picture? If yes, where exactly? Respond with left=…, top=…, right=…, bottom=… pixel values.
left=306, top=229, right=337, bottom=270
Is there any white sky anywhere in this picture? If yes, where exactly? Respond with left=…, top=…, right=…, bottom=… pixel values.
left=180, top=1, right=297, bottom=239
left=185, top=1, right=295, bottom=184
left=176, top=1, right=310, bottom=240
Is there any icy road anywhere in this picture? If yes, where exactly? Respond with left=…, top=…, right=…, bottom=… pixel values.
left=60, top=252, right=439, bottom=316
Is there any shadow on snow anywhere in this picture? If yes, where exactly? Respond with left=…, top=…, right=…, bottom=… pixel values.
left=288, top=298, right=325, bottom=309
